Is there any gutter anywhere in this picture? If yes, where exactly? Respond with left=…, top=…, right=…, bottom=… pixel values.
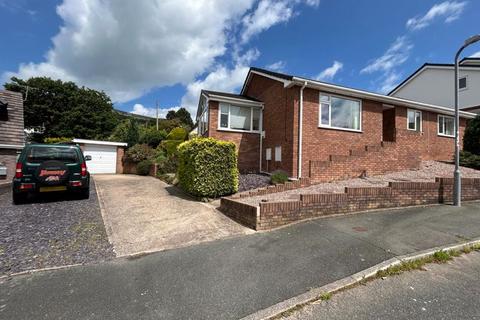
left=298, top=81, right=307, bottom=179
left=289, top=77, right=477, bottom=119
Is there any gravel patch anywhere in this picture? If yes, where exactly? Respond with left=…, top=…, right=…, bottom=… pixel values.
left=240, top=161, right=480, bottom=206
left=0, top=179, right=114, bottom=275
left=238, top=173, right=270, bottom=192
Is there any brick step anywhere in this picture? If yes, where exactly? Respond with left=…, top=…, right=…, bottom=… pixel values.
left=308, top=141, right=420, bottom=183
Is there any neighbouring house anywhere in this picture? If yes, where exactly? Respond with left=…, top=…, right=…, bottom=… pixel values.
left=0, top=90, right=24, bottom=182
left=196, top=67, right=476, bottom=183
left=72, top=139, right=127, bottom=174
left=389, top=57, right=480, bottom=114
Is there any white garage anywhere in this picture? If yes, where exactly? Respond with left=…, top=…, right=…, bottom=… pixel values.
left=72, top=139, right=127, bottom=174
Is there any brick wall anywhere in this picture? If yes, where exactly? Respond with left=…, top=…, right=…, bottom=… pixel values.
left=116, top=147, right=125, bottom=173
left=207, top=100, right=261, bottom=173
left=228, top=178, right=311, bottom=199
left=220, top=178, right=480, bottom=230
left=244, top=74, right=299, bottom=176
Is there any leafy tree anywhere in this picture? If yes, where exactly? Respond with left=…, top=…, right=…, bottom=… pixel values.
left=464, top=115, right=480, bottom=155
left=166, top=107, right=193, bottom=129
left=109, top=119, right=140, bottom=147
left=4, top=77, right=119, bottom=141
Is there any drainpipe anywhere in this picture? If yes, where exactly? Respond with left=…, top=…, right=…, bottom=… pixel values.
left=259, top=105, right=264, bottom=173
left=298, top=81, right=307, bottom=179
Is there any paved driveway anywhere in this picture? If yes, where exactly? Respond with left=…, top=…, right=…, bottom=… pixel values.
left=94, top=175, right=251, bottom=256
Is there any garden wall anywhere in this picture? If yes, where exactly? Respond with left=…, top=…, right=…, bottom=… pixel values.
left=220, top=178, right=480, bottom=230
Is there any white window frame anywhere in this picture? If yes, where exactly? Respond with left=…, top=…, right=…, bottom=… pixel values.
left=275, top=146, right=282, bottom=162
left=407, top=109, right=422, bottom=132
left=265, top=148, right=272, bottom=160
left=438, top=114, right=455, bottom=138
left=217, top=102, right=261, bottom=133
left=318, top=93, right=362, bottom=132
left=459, top=76, right=468, bottom=91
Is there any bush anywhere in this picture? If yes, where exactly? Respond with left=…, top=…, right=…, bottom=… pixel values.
left=44, top=137, right=73, bottom=144
left=178, top=138, right=238, bottom=198
left=459, top=151, right=480, bottom=170
left=160, top=127, right=189, bottom=156
left=270, top=170, right=289, bottom=184
left=139, top=127, right=167, bottom=148
left=464, top=115, right=480, bottom=155
left=166, top=127, right=188, bottom=140
left=125, top=144, right=155, bottom=162
left=136, top=159, right=152, bottom=176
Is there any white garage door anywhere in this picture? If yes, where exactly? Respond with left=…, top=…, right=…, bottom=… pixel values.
left=83, top=144, right=117, bottom=174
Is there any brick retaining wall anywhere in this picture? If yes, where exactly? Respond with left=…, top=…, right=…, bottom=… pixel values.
left=220, top=178, right=480, bottom=230
left=228, top=178, right=310, bottom=199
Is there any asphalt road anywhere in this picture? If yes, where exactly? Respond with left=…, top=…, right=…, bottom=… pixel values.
left=284, top=251, right=480, bottom=320
left=1, top=202, right=480, bottom=320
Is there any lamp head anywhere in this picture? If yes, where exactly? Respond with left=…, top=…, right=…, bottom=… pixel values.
left=464, top=34, right=480, bottom=46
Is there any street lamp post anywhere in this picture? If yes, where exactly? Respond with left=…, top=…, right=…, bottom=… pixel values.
left=453, top=34, right=480, bottom=207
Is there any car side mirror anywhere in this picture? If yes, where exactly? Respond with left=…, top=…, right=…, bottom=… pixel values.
left=85, top=155, right=92, bottom=161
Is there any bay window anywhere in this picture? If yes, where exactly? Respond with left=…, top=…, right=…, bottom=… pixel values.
left=319, top=93, right=361, bottom=131
left=438, top=115, right=455, bottom=137
left=218, top=103, right=261, bottom=133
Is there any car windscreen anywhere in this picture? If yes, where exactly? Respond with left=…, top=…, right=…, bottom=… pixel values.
left=26, top=147, right=79, bottom=164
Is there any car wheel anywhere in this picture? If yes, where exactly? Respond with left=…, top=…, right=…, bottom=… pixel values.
left=13, top=193, right=27, bottom=205
left=80, top=188, right=90, bottom=200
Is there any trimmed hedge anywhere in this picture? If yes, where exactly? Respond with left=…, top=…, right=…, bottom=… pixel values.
left=270, top=170, right=289, bottom=184
left=178, top=138, right=238, bottom=198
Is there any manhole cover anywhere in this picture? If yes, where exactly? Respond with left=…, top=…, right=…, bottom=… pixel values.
left=352, top=226, right=368, bottom=232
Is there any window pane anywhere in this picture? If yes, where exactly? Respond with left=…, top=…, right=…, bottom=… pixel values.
left=320, top=103, right=330, bottom=125
left=252, top=109, right=261, bottom=131
left=220, top=104, right=229, bottom=128
left=330, top=97, right=360, bottom=130
left=320, top=94, right=330, bottom=102
left=415, top=111, right=421, bottom=131
left=439, top=117, right=445, bottom=134
left=407, top=110, right=416, bottom=130
left=444, top=117, right=455, bottom=136
left=230, top=106, right=251, bottom=130
left=459, top=77, right=467, bottom=89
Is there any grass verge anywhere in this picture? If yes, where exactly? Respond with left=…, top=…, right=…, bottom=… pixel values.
left=273, top=243, right=480, bottom=319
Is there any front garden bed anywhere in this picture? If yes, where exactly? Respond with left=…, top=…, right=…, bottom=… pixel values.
left=219, top=161, right=480, bottom=230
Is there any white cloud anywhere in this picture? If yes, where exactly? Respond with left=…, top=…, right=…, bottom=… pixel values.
left=315, top=61, right=343, bottom=81
left=131, top=104, right=179, bottom=119
left=181, top=49, right=259, bottom=116
left=379, top=72, right=402, bottom=94
left=265, top=61, right=286, bottom=72
left=406, top=1, right=467, bottom=31
left=3, top=0, right=257, bottom=102
left=361, top=36, right=413, bottom=74
left=471, top=51, right=480, bottom=58
left=240, top=0, right=319, bottom=43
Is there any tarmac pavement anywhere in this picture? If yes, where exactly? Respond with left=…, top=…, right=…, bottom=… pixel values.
left=1, top=202, right=479, bottom=320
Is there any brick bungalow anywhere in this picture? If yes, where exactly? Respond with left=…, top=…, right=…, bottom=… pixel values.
left=0, top=90, right=24, bottom=182
left=196, top=68, right=476, bottom=183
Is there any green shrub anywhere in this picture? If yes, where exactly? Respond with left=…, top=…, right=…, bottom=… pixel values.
left=464, top=115, right=480, bottom=155
left=166, top=127, right=188, bottom=140
left=459, top=151, right=480, bottom=170
left=270, top=170, right=289, bottom=184
left=139, top=127, right=168, bottom=148
left=125, top=144, right=155, bottom=162
left=178, top=138, right=238, bottom=198
left=136, top=159, right=152, bottom=176
left=44, top=137, right=73, bottom=144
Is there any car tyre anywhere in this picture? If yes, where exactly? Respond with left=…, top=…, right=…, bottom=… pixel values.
left=80, top=188, right=90, bottom=200
left=13, top=192, right=27, bottom=205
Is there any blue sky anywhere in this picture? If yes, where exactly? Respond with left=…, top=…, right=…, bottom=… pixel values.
left=1, top=0, right=479, bottom=118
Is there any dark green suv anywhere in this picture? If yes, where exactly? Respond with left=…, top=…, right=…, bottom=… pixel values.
left=12, top=143, right=91, bottom=204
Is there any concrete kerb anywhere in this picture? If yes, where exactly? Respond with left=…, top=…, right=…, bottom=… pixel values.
left=240, top=237, right=480, bottom=320
left=93, top=177, right=117, bottom=256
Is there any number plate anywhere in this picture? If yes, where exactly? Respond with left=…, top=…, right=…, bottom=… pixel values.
left=39, top=186, right=67, bottom=192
